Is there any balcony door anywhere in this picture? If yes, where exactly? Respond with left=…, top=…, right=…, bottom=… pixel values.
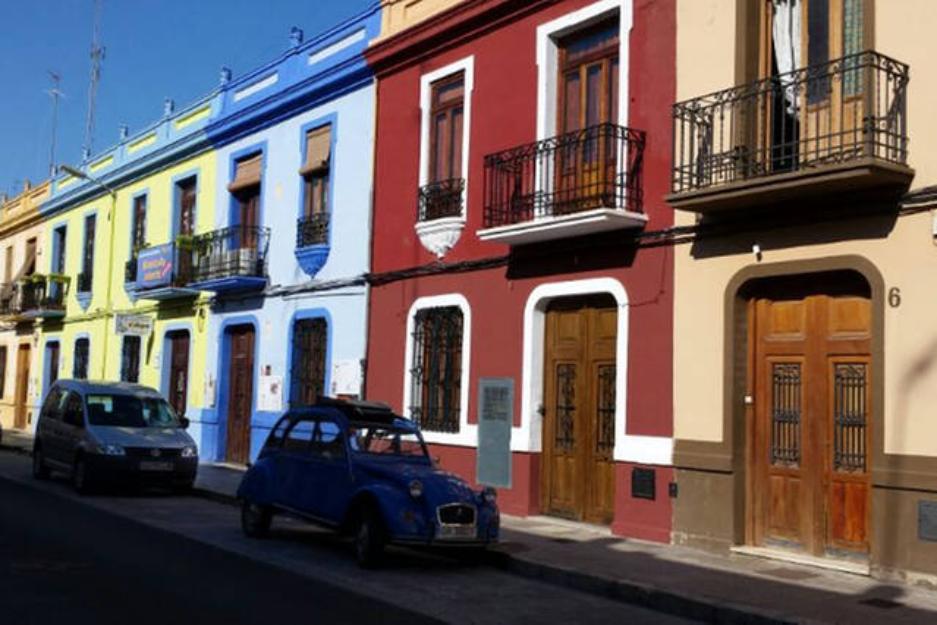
left=556, top=20, right=619, bottom=214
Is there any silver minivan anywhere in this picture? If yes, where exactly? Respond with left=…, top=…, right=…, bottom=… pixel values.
left=32, top=380, right=198, bottom=493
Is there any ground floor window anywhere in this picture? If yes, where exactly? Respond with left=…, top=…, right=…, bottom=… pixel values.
left=121, top=336, right=141, bottom=383
left=46, top=342, right=60, bottom=389
left=409, top=306, right=463, bottom=433
left=290, top=317, right=327, bottom=406
left=73, top=338, right=89, bottom=380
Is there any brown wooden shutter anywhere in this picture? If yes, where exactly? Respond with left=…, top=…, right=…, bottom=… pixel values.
left=300, top=126, right=331, bottom=176
left=228, top=153, right=263, bottom=192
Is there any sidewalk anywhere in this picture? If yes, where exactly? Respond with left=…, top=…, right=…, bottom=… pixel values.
left=4, top=434, right=936, bottom=625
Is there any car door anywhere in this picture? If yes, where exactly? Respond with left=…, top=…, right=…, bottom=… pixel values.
left=59, top=392, right=87, bottom=466
left=38, top=388, right=66, bottom=465
left=274, top=418, right=315, bottom=511
left=303, top=418, right=352, bottom=522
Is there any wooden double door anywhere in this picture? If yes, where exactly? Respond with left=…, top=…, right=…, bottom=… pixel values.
left=750, top=274, right=872, bottom=557
left=542, top=295, right=617, bottom=524
left=225, top=325, right=255, bottom=465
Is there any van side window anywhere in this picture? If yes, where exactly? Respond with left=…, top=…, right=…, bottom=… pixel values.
left=40, top=388, right=64, bottom=421
left=62, top=393, right=85, bottom=428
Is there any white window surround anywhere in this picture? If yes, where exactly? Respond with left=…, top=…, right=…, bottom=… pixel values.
left=415, top=57, right=475, bottom=258
left=536, top=0, right=632, bottom=141
left=402, top=294, right=474, bottom=446
left=517, top=277, right=673, bottom=465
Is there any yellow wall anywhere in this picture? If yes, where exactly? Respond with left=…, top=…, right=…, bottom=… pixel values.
left=673, top=0, right=937, bottom=456
left=376, top=0, right=465, bottom=41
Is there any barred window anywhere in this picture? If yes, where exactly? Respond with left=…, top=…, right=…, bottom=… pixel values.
left=290, top=317, right=327, bottom=407
left=120, top=336, right=141, bottom=383
left=73, top=338, right=89, bottom=380
left=409, top=306, right=463, bottom=433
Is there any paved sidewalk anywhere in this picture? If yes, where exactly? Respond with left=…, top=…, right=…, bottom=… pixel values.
left=0, top=427, right=34, bottom=454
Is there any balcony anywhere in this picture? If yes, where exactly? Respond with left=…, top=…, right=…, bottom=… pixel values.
left=669, top=51, right=912, bottom=213
left=295, top=214, right=330, bottom=277
left=478, top=123, right=646, bottom=245
left=129, top=240, right=200, bottom=301
left=188, top=226, right=270, bottom=293
left=17, top=274, right=69, bottom=319
left=415, top=178, right=465, bottom=257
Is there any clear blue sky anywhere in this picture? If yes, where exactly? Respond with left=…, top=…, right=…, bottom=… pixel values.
left=0, top=0, right=374, bottom=197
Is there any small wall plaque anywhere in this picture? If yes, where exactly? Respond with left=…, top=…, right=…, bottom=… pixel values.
left=632, top=467, right=656, bottom=500
left=476, top=378, right=513, bottom=488
left=918, top=500, right=937, bottom=542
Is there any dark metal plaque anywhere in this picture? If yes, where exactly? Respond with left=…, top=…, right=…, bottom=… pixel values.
left=476, top=378, right=513, bottom=488
left=632, top=467, right=656, bottom=500
left=918, top=500, right=937, bottom=542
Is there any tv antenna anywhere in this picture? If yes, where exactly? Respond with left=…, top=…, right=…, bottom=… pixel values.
left=46, top=71, right=65, bottom=177
left=82, top=0, right=105, bottom=159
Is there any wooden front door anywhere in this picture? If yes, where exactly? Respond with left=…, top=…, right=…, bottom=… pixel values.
left=556, top=20, right=619, bottom=213
left=14, top=344, right=30, bottom=429
left=750, top=273, right=872, bottom=557
left=542, top=295, right=617, bottom=524
left=225, top=325, right=255, bottom=464
left=167, top=331, right=190, bottom=418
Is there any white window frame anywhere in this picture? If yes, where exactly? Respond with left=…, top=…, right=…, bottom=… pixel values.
left=402, top=293, right=474, bottom=447
left=418, top=56, right=475, bottom=221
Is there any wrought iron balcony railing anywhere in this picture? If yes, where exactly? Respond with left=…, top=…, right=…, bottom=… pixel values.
left=76, top=271, right=93, bottom=293
left=296, top=213, right=330, bottom=247
left=190, top=225, right=270, bottom=285
left=671, top=50, right=909, bottom=196
left=418, top=178, right=465, bottom=221
left=19, top=274, right=69, bottom=314
left=483, top=123, right=645, bottom=228
left=0, top=283, right=18, bottom=317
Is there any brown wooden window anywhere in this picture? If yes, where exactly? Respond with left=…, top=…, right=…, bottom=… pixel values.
left=228, top=154, right=262, bottom=249
left=46, top=342, right=59, bottom=389
left=4, top=247, right=11, bottom=283
left=79, top=214, right=95, bottom=292
left=409, top=306, right=463, bottom=433
left=0, top=346, right=7, bottom=397
left=290, top=317, right=328, bottom=407
left=298, top=126, right=331, bottom=247
left=132, top=194, right=147, bottom=252
left=73, top=338, right=89, bottom=380
left=177, top=177, right=197, bottom=237
left=429, top=73, right=465, bottom=184
left=120, top=336, right=141, bottom=383
left=24, top=238, right=37, bottom=276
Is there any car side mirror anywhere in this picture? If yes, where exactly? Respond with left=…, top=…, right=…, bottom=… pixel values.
left=179, top=417, right=190, bottom=430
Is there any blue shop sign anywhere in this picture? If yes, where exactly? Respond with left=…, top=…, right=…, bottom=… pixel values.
left=137, top=244, right=174, bottom=288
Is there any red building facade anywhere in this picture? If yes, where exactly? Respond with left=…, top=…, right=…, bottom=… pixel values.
left=365, top=0, right=676, bottom=542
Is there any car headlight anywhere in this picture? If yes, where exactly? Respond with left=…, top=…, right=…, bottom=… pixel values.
left=181, top=446, right=198, bottom=458
left=409, top=479, right=424, bottom=499
left=482, top=486, right=497, bottom=504
left=100, top=444, right=125, bottom=456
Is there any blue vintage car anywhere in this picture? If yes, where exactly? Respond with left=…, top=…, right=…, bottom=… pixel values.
left=237, top=398, right=499, bottom=566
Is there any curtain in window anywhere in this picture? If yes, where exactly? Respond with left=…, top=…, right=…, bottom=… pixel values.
left=772, top=0, right=801, bottom=113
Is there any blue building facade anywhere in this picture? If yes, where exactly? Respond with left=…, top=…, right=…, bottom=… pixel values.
left=195, top=4, right=381, bottom=463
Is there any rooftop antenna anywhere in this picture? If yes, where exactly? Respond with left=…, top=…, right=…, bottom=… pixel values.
left=82, top=0, right=105, bottom=160
left=46, top=70, right=65, bottom=177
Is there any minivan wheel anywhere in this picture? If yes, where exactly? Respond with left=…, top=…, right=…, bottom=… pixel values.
left=32, top=445, right=50, bottom=480
left=72, top=456, right=94, bottom=495
left=241, top=500, right=272, bottom=538
left=354, top=506, right=386, bottom=568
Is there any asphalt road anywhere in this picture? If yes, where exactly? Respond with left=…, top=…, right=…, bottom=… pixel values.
left=0, top=452, right=698, bottom=625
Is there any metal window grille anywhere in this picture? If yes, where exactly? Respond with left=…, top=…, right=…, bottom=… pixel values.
left=190, top=225, right=270, bottom=283
left=771, top=363, right=802, bottom=466
left=409, top=306, right=463, bottom=433
left=290, top=317, right=328, bottom=407
left=418, top=178, right=465, bottom=221
left=834, top=363, right=868, bottom=473
left=596, top=365, right=616, bottom=456
left=296, top=213, right=330, bottom=247
left=73, top=338, right=89, bottom=380
left=121, top=336, right=141, bottom=383
left=554, top=363, right=576, bottom=452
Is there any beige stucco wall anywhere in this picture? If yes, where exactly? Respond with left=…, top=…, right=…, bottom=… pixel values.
left=673, top=0, right=937, bottom=456
left=376, top=0, right=465, bottom=41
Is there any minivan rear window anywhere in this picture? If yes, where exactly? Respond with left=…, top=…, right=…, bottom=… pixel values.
left=85, top=394, right=179, bottom=428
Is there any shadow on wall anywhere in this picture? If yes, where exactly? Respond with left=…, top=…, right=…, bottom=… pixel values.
left=506, top=232, right=639, bottom=281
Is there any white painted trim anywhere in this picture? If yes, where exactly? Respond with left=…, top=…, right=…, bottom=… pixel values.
left=234, top=73, right=279, bottom=102
left=418, top=56, right=475, bottom=220
left=402, top=293, right=475, bottom=447
left=536, top=0, right=632, bottom=141
left=518, top=277, right=672, bottom=465
left=308, top=29, right=366, bottom=66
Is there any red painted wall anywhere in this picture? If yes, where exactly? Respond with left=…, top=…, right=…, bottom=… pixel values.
left=366, top=0, right=676, bottom=536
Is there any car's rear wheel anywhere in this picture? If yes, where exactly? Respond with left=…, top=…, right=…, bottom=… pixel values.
left=353, top=505, right=386, bottom=568
left=241, top=500, right=272, bottom=538
left=72, top=455, right=94, bottom=495
left=32, top=444, right=50, bottom=480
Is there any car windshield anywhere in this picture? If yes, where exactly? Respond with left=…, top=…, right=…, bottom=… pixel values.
left=85, top=394, right=180, bottom=428
left=348, top=423, right=427, bottom=458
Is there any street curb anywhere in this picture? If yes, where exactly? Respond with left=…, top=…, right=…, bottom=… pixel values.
left=182, top=479, right=810, bottom=625
left=0, top=443, right=32, bottom=457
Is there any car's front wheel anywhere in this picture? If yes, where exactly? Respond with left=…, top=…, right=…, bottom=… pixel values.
left=32, top=444, right=50, bottom=480
left=353, top=506, right=386, bottom=568
left=241, top=500, right=272, bottom=538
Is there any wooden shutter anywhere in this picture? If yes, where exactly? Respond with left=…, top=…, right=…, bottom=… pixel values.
left=228, top=153, right=263, bottom=192
left=300, top=126, right=332, bottom=176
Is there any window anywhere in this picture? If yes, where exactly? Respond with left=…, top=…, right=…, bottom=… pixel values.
left=46, top=342, right=60, bottom=389
left=228, top=153, right=262, bottom=250
left=62, top=392, right=84, bottom=428
left=121, top=336, right=141, bottom=383
left=132, top=194, right=147, bottom=252
left=283, top=419, right=315, bottom=453
left=290, top=317, right=327, bottom=407
left=79, top=214, right=96, bottom=292
left=24, top=238, right=37, bottom=276
left=298, top=126, right=332, bottom=247
left=40, top=387, right=65, bottom=421
left=264, top=416, right=292, bottom=451
left=429, top=74, right=465, bottom=185
left=310, top=419, right=345, bottom=460
left=177, top=177, right=197, bottom=237
left=409, top=306, right=463, bottom=433
left=73, top=338, right=89, bottom=380
left=0, top=346, right=7, bottom=397
left=52, top=227, right=66, bottom=273
left=4, top=246, right=11, bottom=283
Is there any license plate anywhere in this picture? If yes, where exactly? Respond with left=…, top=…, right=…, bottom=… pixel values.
left=438, top=525, right=476, bottom=540
left=139, top=461, right=173, bottom=472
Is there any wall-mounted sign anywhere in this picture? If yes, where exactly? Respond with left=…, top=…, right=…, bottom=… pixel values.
left=477, top=377, right=513, bottom=488
left=258, top=375, right=283, bottom=412
left=115, top=313, right=154, bottom=337
left=137, top=243, right=174, bottom=289
left=331, top=359, right=362, bottom=397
